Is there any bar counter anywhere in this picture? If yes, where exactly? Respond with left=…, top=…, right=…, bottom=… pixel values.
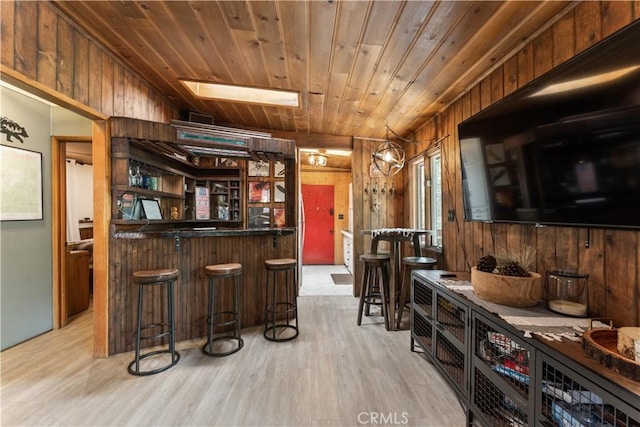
left=108, top=227, right=296, bottom=355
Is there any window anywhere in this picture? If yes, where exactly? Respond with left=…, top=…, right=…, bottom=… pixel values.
left=429, top=151, right=442, bottom=247
left=410, top=149, right=442, bottom=248
left=410, top=158, right=426, bottom=230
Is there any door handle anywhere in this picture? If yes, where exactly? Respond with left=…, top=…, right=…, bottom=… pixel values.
left=330, top=208, right=334, bottom=215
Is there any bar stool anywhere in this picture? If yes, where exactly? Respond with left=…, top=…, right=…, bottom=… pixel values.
left=128, top=268, right=180, bottom=376
left=396, top=256, right=437, bottom=329
left=264, top=258, right=299, bottom=342
left=203, top=263, right=243, bottom=357
left=357, top=253, right=391, bottom=329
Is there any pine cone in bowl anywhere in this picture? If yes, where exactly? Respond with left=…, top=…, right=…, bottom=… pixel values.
left=477, top=255, right=497, bottom=273
left=500, top=261, right=530, bottom=277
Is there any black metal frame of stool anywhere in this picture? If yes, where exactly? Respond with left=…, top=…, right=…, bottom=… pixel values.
left=396, top=256, right=437, bottom=329
left=357, top=253, right=391, bottom=329
left=128, top=269, right=181, bottom=376
left=264, top=259, right=299, bottom=342
left=203, top=264, right=244, bottom=357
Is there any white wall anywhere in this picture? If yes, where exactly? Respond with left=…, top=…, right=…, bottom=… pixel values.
left=0, top=87, right=54, bottom=349
left=0, top=85, right=91, bottom=350
left=52, top=107, right=92, bottom=136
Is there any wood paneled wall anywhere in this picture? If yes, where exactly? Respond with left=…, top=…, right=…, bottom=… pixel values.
left=352, top=137, right=404, bottom=296
left=0, top=1, right=178, bottom=122
left=301, top=170, right=351, bottom=265
left=406, top=3, right=640, bottom=328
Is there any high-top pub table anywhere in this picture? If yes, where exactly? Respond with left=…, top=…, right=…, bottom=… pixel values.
left=369, top=228, right=431, bottom=331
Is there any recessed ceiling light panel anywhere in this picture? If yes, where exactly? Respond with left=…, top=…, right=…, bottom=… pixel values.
left=180, top=80, right=300, bottom=108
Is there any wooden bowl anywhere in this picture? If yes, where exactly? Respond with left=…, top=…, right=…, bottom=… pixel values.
left=583, top=328, right=640, bottom=382
left=471, top=267, right=542, bottom=307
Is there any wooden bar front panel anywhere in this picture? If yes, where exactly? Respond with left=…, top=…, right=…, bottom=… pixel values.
left=108, top=232, right=295, bottom=355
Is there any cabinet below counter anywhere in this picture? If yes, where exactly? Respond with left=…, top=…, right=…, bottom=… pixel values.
left=411, top=270, right=639, bottom=427
left=108, top=227, right=296, bottom=356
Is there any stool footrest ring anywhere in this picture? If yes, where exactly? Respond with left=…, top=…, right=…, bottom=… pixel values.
left=264, top=324, right=299, bottom=342
left=202, top=337, right=244, bottom=357
left=128, top=349, right=180, bottom=376
left=206, top=311, right=240, bottom=328
left=265, top=302, right=297, bottom=315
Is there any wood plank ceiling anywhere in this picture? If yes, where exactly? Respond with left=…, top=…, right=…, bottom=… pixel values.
left=52, top=1, right=571, bottom=141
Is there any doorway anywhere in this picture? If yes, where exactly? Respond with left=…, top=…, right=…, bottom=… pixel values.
left=302, top=184, right=335, bottom=264
left=53, top=136, right=93, bottom=327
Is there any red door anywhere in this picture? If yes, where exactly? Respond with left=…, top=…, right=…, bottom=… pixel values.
left=302, top=184, right=334, bottom=264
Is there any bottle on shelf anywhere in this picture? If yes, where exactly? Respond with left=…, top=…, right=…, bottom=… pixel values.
left=134, top=165, right=142, bottom=188
left=128, top=163, right=136, bottom=187
left=149, top=168, right=158, bottom=191
left=141, top=165, right=150, bottom=189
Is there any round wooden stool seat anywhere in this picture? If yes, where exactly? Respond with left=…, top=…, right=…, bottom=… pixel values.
left=205, top=263, right=242, bottom=277
left=402, top=256, right=437, bottom=268
left=360, top=253, right=391, bottom=264
left=133, top=268, right=179, bottom=284
left=265, top=258, right=297, bottom=270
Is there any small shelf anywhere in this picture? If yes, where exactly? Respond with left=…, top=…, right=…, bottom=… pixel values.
left=113, top=185, right=185, bottom=199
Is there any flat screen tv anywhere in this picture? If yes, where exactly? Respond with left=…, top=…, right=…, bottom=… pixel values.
left=458, top=21, right=640, bottom=230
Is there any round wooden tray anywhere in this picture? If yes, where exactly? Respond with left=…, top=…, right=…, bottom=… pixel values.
left=582, top=328, right=640, bottom=382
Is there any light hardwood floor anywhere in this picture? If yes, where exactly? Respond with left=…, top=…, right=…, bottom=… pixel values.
left=1, top=296, right=466, bottom=426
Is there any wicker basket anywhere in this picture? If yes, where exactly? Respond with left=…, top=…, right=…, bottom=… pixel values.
left=471, top=267, right=542, bottom=307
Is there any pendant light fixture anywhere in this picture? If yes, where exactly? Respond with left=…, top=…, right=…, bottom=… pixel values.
left=371, top=127, right=449, bottom=176
left=372, top=126, right=406, bottom=176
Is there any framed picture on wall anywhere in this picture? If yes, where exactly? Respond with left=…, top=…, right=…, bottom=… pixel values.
left=248, top=181, right=270, bottom=203
left=274, top=161, right=285, bottom=178
left=274, top=181, right=285, bottom=202
left=273, top=208, right=285, bottom=228
left=248, top=160, right=269, bottom=177
left=248, top=207, right=270, bottom=228
left=0, top=145, right=43, bottom=221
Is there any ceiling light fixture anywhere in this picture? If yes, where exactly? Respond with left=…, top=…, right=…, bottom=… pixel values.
left=372, top=126, right=407, bottom=176
left=372, top=127, right=449, bottom=176
left=180, top=80, right=300, bottom=108
left=308, top=153, right=328, bottom=167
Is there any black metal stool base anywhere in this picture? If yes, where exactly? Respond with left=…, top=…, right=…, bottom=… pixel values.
left=264, top=259, right=299, bottom=342
left=129, top=269, right=180, bottom=376
left=202, top=336, right=244, bottom=357
left=128, top=349, right=180, bottom=376
left=362, top=293, right=383, bottom=315
left=264, top=301, right=298, bottom=342
left=203, top=265, right=243, bottom=358
left=203, top=309, right=243, bottom=356
left=264, top=324, right=299, bottom=342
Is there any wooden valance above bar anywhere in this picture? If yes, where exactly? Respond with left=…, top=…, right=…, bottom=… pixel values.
left=171, top=120, right=295, bottom=160
left=108, top=117, right=295, bottom=161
